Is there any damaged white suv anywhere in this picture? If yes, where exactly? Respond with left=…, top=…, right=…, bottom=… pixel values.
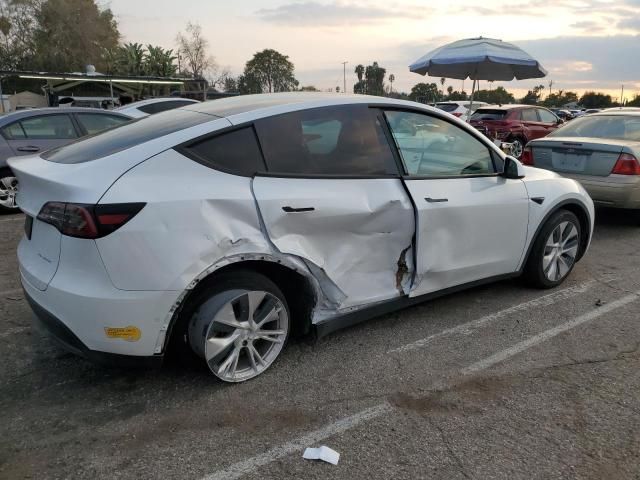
left=11, top=93, right=594, bottom=382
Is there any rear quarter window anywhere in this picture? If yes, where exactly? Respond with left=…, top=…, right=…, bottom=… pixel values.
left=179, top=126, right=266, bottom=176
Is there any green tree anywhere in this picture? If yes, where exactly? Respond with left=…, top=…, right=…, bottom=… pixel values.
left=541, top=90, right=578, bottom=107
left=474, top=86, right=515, bottom=104
left=31, top=0, right=119, bottom=72
left=409, top=82, right=439, bottom=103
left=365, top=61, right=386, bottom=96
left=144, top=45, right=177, bottom=77
left=0, top=0, right=40, bottom=70
left=520, top=84, right=545, bottom=105
left=388, top=74, right=395, bottom=95
left=237, top=72, right=262, bottom=94
left=579, top=91, right=613, bottom=109
left=447, top=85, right=453, bottom=96
left=628, top=94, right=640, bottom=107
left=243, top=49, right=298, bottom=93
left=299, top=85, right=319, bottom=91
left=223, top=76, right=238, bottom=93
left=117, top=42, right=145, bottom=76
left=448, top=90, right=468, bottom=100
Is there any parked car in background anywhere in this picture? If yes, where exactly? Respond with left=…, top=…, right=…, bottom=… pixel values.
left=584, top=109, right=602, bottom=115
left=570, top=109, right=585, bottom=118
left=523, top=111, right=640, bottom=216
left=435, top=100, right=488, bottom=120
left=10, top=93, right=594, bottom=382
left=115, top=97, right=199, bottom=118
left=470, top=105, right=562, bottom=158
left=0, top=108, right=131, bottom=211
left=551, top=109, right=574, bottom=121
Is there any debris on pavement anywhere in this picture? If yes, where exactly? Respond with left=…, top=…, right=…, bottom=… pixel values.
left=595, top=299, right=606, bottom=307
left=303, top=446, right=340, bottom=465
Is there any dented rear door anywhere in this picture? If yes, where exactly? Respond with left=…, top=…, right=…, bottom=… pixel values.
left=250, top=104, right=414, bottom=309
left=253, top=177, right=414, bottom=308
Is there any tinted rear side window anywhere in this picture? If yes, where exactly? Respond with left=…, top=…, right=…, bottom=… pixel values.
left=254, top=105, right=396, bottom=176
left=435, top=103, right=459, bottom=112
left=43, top=109, right=214, bottom=164
left=138, top=100, right=194, bottom=115
left=181, top=127, right=266, bottom=176
left=471, top=109, right=507, bottom=120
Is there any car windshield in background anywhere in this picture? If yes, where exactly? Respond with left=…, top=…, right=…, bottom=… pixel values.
left=435, top=103, right=459, bottom=112
left=549, top=115, right=640, bottom=141
left=43, top=109, right=216, bottom=164
left=471, top=109, right=508, bottom=120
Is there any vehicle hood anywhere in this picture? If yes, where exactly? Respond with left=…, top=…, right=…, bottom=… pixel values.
left=521, top=165, right=562, bottom=181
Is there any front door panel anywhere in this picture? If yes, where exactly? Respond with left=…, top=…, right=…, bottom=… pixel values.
left=406, top=176, right=529, bottom=297
left=253, top=177, right=415, bottom=308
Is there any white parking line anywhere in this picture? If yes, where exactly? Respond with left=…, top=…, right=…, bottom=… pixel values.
left=462, top=290, right=640, bottom=375
left=387, top=280, right=596, bottom=354
left=201, top=402, right=393, bottom=480
left=201, top=281, right=629, bottom=480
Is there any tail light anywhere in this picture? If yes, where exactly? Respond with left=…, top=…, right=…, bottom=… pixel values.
left=611, top=153, right=640, bottom=175
left=37, top=202, right=145, bottom=238
left=521, top=146, right=534, bottom=165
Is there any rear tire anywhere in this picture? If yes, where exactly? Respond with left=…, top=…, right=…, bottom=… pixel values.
left=0, top=168, right=19, bottom=213
left=524, top=209, right=581, bottom=289
left=177, top=270, right=290, bottom=382
left=509, top=136, right=525, bottom=159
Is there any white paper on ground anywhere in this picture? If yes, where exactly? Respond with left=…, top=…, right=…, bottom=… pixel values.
left=303, top=446, right=340, bottom=465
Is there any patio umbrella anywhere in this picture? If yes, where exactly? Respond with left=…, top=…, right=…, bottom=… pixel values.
left=409, top=37, right=547, bottom=120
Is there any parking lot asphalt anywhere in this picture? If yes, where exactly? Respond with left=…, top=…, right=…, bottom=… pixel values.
left=1, top=209, right=639, bottom=480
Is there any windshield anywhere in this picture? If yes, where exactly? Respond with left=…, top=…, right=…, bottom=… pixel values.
left=549, top=115, right=640, bottom=141
left=471, top=109, right=508, bottom=120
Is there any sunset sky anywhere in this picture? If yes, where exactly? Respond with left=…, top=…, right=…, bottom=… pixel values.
left=108, top=0, right=640, bottom=100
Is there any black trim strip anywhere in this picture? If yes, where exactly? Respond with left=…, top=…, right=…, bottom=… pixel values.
left=314, top=273, right=519, bottom=338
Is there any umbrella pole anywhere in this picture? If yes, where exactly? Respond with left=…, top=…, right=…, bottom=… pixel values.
left=467, top=78, right=476, bottom=123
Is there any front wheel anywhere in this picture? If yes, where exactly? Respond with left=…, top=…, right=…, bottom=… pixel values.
left=509, top=137, right=525, bottom=159
left=187, top=271, right=290, bottom=382
left=524, top=210, right=581, bottom=288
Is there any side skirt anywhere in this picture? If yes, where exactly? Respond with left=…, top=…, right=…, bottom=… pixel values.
left=314, top=272, right=520, bottom=338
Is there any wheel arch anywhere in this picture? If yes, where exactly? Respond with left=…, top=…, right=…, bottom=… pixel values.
left=520, top=199, right=592, bottom=271
left=163, top=256, right=319, bottom=356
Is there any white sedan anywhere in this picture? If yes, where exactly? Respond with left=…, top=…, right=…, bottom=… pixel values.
left=10, top=93, right=594, bottom=382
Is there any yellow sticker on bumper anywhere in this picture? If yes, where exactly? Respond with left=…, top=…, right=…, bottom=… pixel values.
left=104, top=326, right=141, bottom=342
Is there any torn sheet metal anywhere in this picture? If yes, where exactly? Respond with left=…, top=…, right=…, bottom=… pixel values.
left=252, top=177, right=415, bottom=309
left=303, top=446, right=340, bottom=465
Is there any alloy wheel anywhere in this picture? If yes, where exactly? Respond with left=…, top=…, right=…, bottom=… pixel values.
left=510, top=139, right=523, bottom=159
left=190, top=289, right=289, bottom=382
left=542, top=221, right=579, bottom=282
left=0, top=176, right=18, bottom=210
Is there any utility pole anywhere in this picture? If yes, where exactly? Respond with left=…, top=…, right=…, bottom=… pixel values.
left=341, top=61, right=347, bottom=94
left=548, top=79, right=553, bottom=99
left=621, top=84, right=624, bottom=106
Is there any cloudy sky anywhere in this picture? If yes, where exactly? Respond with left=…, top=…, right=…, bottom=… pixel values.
left=107, top=0, right=640, bottom=100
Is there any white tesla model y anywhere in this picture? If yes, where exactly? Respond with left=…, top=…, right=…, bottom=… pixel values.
left=10, top=93, right=594, bottom=382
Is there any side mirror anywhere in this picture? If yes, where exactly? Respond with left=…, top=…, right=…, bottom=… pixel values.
left=502, top=156, right=526, bottom=179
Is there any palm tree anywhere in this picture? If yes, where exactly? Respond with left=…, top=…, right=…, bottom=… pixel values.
left=118, top=43, right=146, bottom=76
left=440, top=77, right=446, bottom=100
left=145, top=45, right=177, bottom=77
left=355, top=64, right=364, bottom=82
left=388, top=74, right=395, bottom=95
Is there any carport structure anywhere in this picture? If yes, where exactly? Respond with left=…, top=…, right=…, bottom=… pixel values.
left=0, top=70, right=187, bottom=112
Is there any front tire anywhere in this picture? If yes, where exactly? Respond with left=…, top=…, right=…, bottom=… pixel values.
left=524, top=209, right=581, bottom=289
left=186, top=271, right=290, bottom=382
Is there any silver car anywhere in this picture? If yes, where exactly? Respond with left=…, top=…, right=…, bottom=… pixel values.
left=523, top=111, right=640, bottom=214
left=0, top=108, right=131, bottom=211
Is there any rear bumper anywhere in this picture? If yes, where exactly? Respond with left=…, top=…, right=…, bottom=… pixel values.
left=24, top=287, right=163, bottom=368
left=563, top=173, right=640, bottom=209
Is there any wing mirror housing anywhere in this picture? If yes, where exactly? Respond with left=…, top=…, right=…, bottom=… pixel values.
left=502, top=155, right=526, bottom=179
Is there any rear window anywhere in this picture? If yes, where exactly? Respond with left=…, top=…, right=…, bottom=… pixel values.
left=548, top=115, right=640, bottom=141
left=43, top=109, right=215, bottom=164
left=435, top=103, right=459, bottom=112
left=471, top=109, right=508, bottom=120
left=137, top=100, right=195, bottom=115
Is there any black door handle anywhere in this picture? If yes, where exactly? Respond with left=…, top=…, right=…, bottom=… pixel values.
left=425, top=197, right=448, bottom=203
left=17, top=146, right=40, bottom=153
left=282, top=206, right=315, bottom=213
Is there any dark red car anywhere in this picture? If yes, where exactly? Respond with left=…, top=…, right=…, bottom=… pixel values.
left=470, top=105, right=563, bottom=158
